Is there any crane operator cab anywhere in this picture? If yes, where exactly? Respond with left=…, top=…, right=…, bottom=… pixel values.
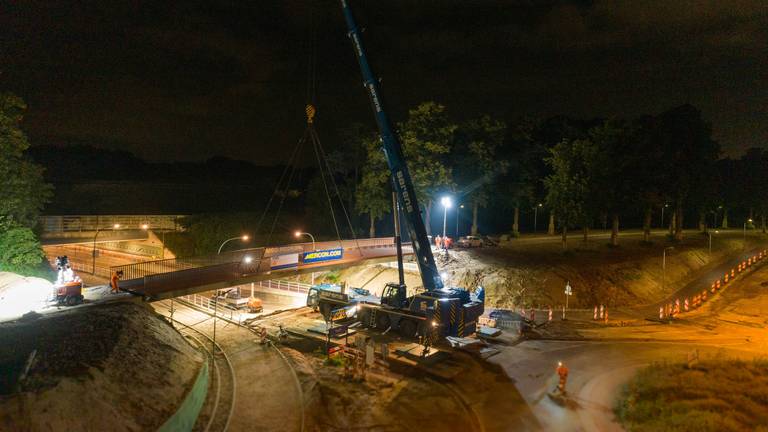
left=380, top=282, right=408, bottom=309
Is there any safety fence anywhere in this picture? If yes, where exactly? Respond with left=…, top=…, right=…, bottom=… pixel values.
left=39, top=215, right=185, bottom=233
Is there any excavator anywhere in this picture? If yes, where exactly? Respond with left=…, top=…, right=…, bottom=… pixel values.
left=308, top=1, right=485, bottom=339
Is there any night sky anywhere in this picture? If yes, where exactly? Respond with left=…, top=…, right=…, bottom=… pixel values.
left=2, top=1, right=766, bottom=165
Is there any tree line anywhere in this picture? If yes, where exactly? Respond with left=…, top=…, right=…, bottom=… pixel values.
left=342, top=102, right=766, bottom=247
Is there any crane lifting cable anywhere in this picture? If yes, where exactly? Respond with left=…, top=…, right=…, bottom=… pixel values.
left=255, top=5, right=360, bottom=252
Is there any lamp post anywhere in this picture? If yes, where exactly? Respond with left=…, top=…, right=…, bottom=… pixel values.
left=708, top=230, right=719, bottom=255
left=441, top=196, right=452, bottom=247
left=661, top=203, right=669, bottom=229
left=562, top=281, right=572, bottom=320
left=294, top=231, right=316, bottom=251
left=455, top=204, right=464, bottom=238
left=92, top=223, right=120, bottom=275
left=141, top=223, right=167, bottom=260
left=295, top=231, right=316, bottom=284
left=534, top=203, right=542, bottom=233
left=743, top=218, right=753, bottom=249
left=662, top=246, right=674, bottom=291
left=217, top=234, right=250, bottom=254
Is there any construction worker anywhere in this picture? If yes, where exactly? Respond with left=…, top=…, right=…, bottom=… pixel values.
left=556, top=361, right=569, bottom=394
left=110, top=270, right=122, bottom=293
left=435, top=235, right=442, bottom=250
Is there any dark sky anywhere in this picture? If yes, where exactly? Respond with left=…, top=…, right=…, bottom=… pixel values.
left=2, top=0, right=766, bottom=165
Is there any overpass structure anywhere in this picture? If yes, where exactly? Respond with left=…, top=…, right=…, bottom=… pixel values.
left=111, top=237, right=414, bottom=300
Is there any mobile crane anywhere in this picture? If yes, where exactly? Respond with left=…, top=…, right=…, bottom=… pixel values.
left=307, top=1, right=485, bottom=339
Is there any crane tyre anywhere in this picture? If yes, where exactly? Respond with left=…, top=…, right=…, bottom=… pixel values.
left=398, top=319, right=418, bottom=338
left=376, top=313, right=391, bottom=330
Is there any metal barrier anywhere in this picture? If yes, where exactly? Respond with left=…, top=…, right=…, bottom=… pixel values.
left=254, top=279, right=311, bottom=294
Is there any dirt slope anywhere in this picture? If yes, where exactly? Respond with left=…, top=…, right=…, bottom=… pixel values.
left=0, top=302, right=202, bottom=432
left=317, top=232, right=766, bottom=310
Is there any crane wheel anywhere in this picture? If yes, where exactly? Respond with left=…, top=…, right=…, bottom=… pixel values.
left=376, top=313, right=391, bottom=330
left=358, top=309, right=371, bottom=327
left=398, top=319, right=417, bottom=338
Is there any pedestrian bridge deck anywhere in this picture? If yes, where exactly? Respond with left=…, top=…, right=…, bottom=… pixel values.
left=112, top=237, right=414, bottom=300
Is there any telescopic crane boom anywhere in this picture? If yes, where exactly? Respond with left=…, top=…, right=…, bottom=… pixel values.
left=339, top=0, right=443, bottom=291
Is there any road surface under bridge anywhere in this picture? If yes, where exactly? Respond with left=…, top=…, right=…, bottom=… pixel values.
left=111, top=237, right=415, bottom=300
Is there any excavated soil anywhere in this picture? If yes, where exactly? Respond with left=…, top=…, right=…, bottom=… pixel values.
left=316, top=233, right=766, bottom=310
left=281, top=345, right=478, bottom=432
left=0, top=301, right=203, bottom=431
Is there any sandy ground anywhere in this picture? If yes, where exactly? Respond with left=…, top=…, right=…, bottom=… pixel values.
left=0, top=302, right=202, bottom=431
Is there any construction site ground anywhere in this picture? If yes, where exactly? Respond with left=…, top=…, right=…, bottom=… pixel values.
left=0, top=302, right=202, bottom=432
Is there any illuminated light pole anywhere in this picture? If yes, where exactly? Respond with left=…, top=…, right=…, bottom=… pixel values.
left=294, top=231, right=316, bottom=251
left=562, top=281, right=572, bottom=320
left=534, top=203, right=542, bottom=233
left=295, top=231, right=316, bottom=284
left=662, top=246, right=674, bottom=292
left=92, top=223, right=120, bottom=275
left=455, top=204, right=464, bottom=238
left=217, top=234, right=250, bottom=254
left=743, top=218, right=753, bottom=249
left=708, top=230, right=718, bottom=255
left=441, top=196, right=452, bottom=248
left=141, top=223, right=167, bottom=260
left=661, top=203, right=669, bottom=229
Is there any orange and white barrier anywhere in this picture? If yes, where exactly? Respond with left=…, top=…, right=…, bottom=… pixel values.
left=684, top=297, right=689, bottom=311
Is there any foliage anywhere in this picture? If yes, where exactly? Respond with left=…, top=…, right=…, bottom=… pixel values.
left=0, top=224, right=46, bottom=275
left=616, top=359, right=768, bottom=432
left=454, top=115, right=509, bottom=212
left=0, top=93, right=52, bottom=228
left=398, top=102, right=456, bottom=204
left=355, top=132, right=391, bottom=228
left=544, top=139, right=595, bottom=233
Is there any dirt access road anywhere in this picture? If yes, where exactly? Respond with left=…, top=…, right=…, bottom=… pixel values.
left=489, top=260, right=768, bottom=431
left=152, top=301, right=305, bottom=432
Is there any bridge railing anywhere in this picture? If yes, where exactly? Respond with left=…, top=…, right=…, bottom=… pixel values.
left=111, top=237, right=410, bottom=293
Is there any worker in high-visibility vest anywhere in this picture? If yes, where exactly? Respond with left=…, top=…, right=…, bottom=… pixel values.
left=110, top=271, right=122, bottom=293
left=556, top=361, right=569, bottom=394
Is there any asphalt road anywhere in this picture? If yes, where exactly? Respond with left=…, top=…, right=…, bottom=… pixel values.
left=488, top=261, right=768, bottom=431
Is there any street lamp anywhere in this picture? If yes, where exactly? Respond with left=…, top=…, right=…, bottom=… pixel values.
left=661, top=246, right=674, bottom=291
left=141, top=223, right=168, bottom=260
left=534, top=203, right=542, bottom=233
left=92, top=223, right=121, bottom=275
left=661, top=203, right=669, bottom=229
left=217, top=234, right=250, bottom=254
left=743, top=218, right=753, bottom=249
left=295, top=231, right=317, bottom=283
left=562, top=281, right=572, bottom=320
left=441, top=196, right=452, bottom=247
left=455, top=204, right=464, bottom=238
left=708, top=230, right=719, bottom=255
left=294, top=231, right=316, bottom=251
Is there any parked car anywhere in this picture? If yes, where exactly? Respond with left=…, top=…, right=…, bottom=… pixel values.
left=457, top=235, right=483, bottom=248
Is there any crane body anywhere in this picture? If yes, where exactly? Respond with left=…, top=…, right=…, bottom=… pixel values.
left=307, top=0, right=484, bottom=340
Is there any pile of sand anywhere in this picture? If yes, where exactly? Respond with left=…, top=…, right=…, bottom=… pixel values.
left=0, top=302, right=203, bottom=431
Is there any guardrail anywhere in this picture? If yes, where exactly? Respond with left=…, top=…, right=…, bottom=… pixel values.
left=254, top=279, right=312, bottom=294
